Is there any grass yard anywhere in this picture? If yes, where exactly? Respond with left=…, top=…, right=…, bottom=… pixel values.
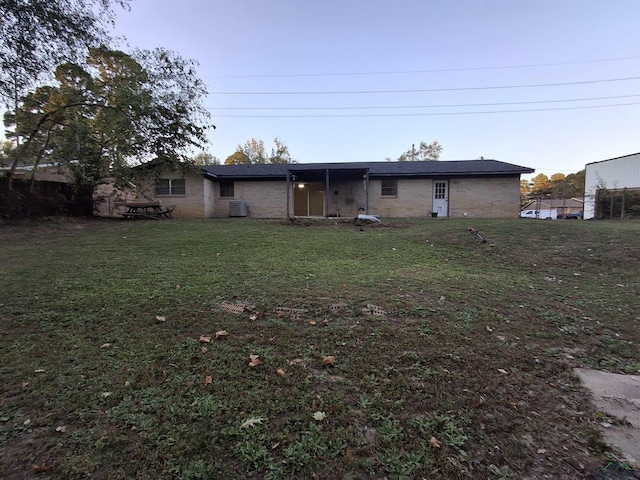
left=1, top=217, right=639, bottom=479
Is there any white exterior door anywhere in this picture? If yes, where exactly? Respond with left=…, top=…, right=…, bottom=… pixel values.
left=432, top=180, right=449, bottom=217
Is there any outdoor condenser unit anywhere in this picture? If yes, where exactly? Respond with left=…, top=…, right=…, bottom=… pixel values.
left=229, top=200, right=248, bottom=217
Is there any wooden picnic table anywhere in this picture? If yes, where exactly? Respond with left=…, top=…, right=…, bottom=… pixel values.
left=116, top=201, right=173, bottom=219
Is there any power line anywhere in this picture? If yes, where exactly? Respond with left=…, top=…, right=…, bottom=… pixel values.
left=211, top=101, right=640, bottom=118
left=209, top=76, right=640, bottom=95
left=207, top=55, right=640, bottom=79
left=207, top=94, right=640, bottom=110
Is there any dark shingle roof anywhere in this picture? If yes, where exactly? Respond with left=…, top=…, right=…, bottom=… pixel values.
left=201, top=160, right=534, bottom=179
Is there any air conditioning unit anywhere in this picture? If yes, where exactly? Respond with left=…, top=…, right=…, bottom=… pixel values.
left=229, top=200, right=248, bottom=217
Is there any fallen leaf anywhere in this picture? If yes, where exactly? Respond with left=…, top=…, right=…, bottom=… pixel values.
left=322, top=319, right=329, bottom=326
left=215, top=330, right=228, bottom=339
left=55, top=426, right=66, bottom=433
left=249, top=354, right=262, bottom=367
left=33, top=464, right=51, bottom=473
left=250, top=314, right=258, bottom=321
left=309, top=320, right=317, bottom=325
left=204, top=372, right=212, bottom=385
left=124, top=380, right=131, bottom=387
left=240, top=416, right=265, bottom=429
left=276, top=368, right=286, bottom=376
left=199, top=336, right=211, bottom=343
left=346, top=449, right=354, bottom=462
left=201, top=346, right=208, bottom=353
left=537, top=448, right=547, bottom=454
left=155, top=315, right=166, bottom=323
left=430, top=436, right=442, bottom=448
left=34, top=369, right=46, bottom=374
left=312, top=411, right=326, bottom=421
left=322, top=356, right=336, bottom=365
left=101, top=392, right=111, bottom=398
left=497, top=368, right=509, bottom=374
left=21, top=382, right=29, bottom=388
left=486, top=325, right=493, bottom=332
left=100, top=343, right=111, bottom=349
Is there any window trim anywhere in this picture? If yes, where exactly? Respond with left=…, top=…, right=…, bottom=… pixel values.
left=381, top=179, right=398, bottom=197
left=219, top=181, right=235, bottom=198
left=155, top=178, right=186, bottom=196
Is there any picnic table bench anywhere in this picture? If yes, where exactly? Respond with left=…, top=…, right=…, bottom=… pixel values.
left=115, top=201, right=173, bottom=220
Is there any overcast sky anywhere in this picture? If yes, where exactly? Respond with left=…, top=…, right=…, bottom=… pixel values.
left=114, top=0, right=640, bottom=178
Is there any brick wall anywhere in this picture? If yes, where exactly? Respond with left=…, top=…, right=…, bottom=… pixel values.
left=449, top=176, right=520, bottom=218
left=205, top=175, right=522, bottom=219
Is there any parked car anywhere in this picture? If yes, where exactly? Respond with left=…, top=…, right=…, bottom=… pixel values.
left=564, top=210, right=583, bottom=219
left=520, top=209, right=558, bottom=220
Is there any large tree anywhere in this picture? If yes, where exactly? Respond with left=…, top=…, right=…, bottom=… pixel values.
left=396, top=140, right=442, bottom=161
left=5, top=47, right=211, bottom=190
left=0, top=0, right=130, bottom=102
left=225, top=137, right=294, bottom=165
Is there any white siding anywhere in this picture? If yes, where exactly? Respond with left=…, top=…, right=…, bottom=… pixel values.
left=584, top=153, right=640, bottom=219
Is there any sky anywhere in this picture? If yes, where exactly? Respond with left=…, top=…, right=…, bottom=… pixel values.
left=111, top=1, right=637, bottom=179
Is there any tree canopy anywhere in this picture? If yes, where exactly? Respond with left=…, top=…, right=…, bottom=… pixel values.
left=395, top=140, right=442, bottom=161
left=5, top=47, right=211, bottom=189
left=523, top=170, right=585, bottom=200
left=225, top=138, right=295, bottom=165
left=0, top=0, right=131, bottom=102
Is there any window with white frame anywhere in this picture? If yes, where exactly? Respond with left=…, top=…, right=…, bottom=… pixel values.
left=155, top=178, right=186, bottom=196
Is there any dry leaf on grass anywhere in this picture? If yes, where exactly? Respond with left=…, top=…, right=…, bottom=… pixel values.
left=155, top=315, right=166, bottom=323
left=312, top=411, right=326, bottom=421
left=215, top=330, right=228, bottom=339
left=322, top=356, right=336, bottom=365
left=240, top=416, right=265, bottom=429
left=199, top=336, right=212, bottom=343
left=497, top=368, right=509, bottom=374
left=276, top=368, right=286, bottom=376
left=430, top=436, right=442, bottom=448
left=100, top=343, right=111, bottom=349
left=249, top=354, right=262, bottom=367
left=204, top=372, right=212, bottom=385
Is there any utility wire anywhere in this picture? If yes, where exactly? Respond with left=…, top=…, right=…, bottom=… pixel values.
left=211, top=101, right=640, bottom=118
left=209, top=76, right=640, bottom=95
left=207, top=94, right=640, bottom=110
left=207, top=55, right=640, bottom=78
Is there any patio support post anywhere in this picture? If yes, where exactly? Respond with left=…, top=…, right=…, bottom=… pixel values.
left=325, top=169, right=329, bottom=217
left=286, top=171, right=291, bottom=218
left=365, top=169, right=370, bottom=214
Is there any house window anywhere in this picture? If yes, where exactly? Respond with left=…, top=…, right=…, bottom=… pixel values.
left=220, top=181, right=234, bottom=198
left=381, top=179, right=397, bottom=197
left=155, top=178, right=186, bottom=196
left=434, top=181, right=446, bottom=199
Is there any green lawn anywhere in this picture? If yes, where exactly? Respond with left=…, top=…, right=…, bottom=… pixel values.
left=1, top=217, right=639, bottom=479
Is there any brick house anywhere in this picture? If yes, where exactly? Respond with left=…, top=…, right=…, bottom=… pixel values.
left=201, top=159, right=534, bottom=219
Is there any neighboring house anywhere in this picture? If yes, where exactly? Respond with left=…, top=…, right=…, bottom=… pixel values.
left=200, top=159, right=534, bottom=219
left=521, top=198, right=584, bottom=218
left=584, top=153, right=640, bottom=220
